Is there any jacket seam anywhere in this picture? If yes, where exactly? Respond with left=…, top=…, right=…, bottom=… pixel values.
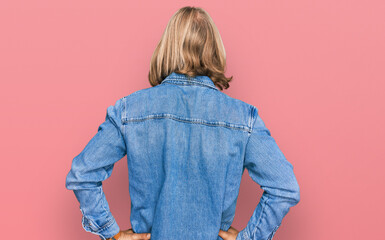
left=107, top=97, right=126, bottom=140
left=97, top=217, right=116, bottom=232
left=120, top=96, right=128, bottom=148
left=267, top=225, right=280, bottom=240
left=251, top=197, right=269, bottom=238
left=99, top=186, right=110, bottom=221
left=161, top=79, right=218, bottom=91
left=243, top=106, right=258, bottom=166
left=220, top=162, right=230, bottom=229
left=122, top=113, right=251, bottom=132
left=80, top=205, right=115, bottom=233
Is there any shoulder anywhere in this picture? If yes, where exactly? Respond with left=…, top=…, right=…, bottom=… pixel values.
left=217, top=91, right=259, bottom=117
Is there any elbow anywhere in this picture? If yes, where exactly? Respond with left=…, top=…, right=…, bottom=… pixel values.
left=291, top=181, right=301, bottom=204
left=286, top=169, right=300, bottom=204
left=65, top=171, right=73, bottom=190
left=65, top=169, right=102, bottom=190
left=65, top=169, right=80, bottom=190
left=263, top=180, right=301, bottom=206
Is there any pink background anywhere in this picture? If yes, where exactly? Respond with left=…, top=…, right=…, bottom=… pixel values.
left=1, top=1, right=384, bottom=239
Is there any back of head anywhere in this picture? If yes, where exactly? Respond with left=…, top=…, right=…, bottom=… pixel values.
left=148, top=6, right=233, bottom=91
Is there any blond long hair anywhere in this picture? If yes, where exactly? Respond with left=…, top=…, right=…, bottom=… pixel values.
left=148, top=6, right=233, bottom=91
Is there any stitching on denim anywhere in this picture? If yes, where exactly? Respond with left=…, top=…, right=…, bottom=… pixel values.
left=80, top=208, right=99, bottom=231
left=80, top=203, right=116, bottom=238
left=165, top=75, right=212, bottom=83
left=162, top=79, right=218, bottom=90
left=162, top=80, right=218, bottom=90
left=107, top=98, right=126, bottom=145
left=250, top=106, right=258, bottom=132
left=83, top=215, right=99, bottom=232
left=251, top=197, right=269, bottom=237
left=165, top=77, right=213, bottom=86
left=243, top=106, right=257, bottom=166
left=267, top=225, right=279, bottom=240
left=119, top=96, right=128, bottom=148
left=247, top=105, right=252, bottom=131
left=122, top=113, right=251, bottom=132
left=97, top=217, right=116, bottom=232
left=80, top=212, right=107, bottom=240
left=221, top=166, right=230, bottom=229
left=100, top=186, right=110, bottom=220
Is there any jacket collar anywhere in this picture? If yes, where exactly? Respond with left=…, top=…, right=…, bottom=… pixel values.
left=161, top=72, right=218, bottom=91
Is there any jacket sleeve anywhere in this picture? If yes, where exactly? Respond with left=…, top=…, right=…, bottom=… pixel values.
left=236, top=108, right=300, bottom=240
left=65, top=97, right=127, bottom=240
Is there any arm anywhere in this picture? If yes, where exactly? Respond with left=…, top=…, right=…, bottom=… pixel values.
left=236, top=107, right=300, bottom=240
left=65, top=97, right=127, bottom=240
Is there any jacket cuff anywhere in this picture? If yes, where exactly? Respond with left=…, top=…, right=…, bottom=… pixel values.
left=81, top=214, right=120, bottom=240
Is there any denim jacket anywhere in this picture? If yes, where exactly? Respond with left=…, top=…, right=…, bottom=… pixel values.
left=65, top=72, right=300, bottom=240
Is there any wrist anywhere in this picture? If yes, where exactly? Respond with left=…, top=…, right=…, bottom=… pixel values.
left=106, top=230, right=121, bottom=240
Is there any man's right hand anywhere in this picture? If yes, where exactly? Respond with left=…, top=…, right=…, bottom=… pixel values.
left=118, top=228, right=151, bottom=240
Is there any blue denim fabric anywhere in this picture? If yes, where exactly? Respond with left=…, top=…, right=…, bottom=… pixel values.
left=65, top=72, right=300, bottom=240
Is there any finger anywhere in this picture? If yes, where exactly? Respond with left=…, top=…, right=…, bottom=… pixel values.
left=218, top=229, right=229, bottom=239
left=132, top=233, right=151, bottom=239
